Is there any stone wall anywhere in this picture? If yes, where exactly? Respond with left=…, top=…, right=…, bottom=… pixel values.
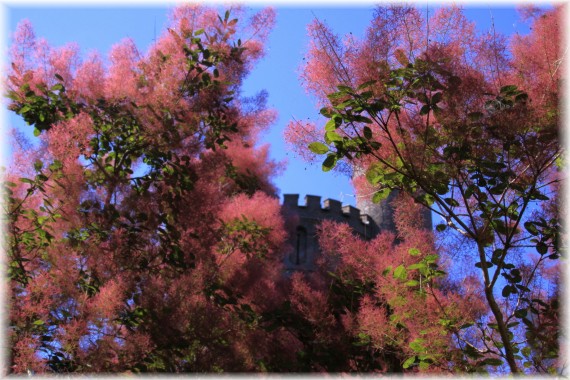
left=281, top=192, right=433, bottom=272
left=282, top=194, right=377, bottom=272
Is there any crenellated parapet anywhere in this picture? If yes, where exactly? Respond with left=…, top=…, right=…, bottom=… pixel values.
left=282, top=192, right=432, bottom=272
left=283, top=194, right=380, bottom=239
left=282, top=194, right=381, bottom=272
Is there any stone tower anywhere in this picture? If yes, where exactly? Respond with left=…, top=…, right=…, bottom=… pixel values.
left=282, top=194, right=375, bottom=272
left=355, top=190, right=433, bottom=235
left=282, top=191, right=432, bottom=272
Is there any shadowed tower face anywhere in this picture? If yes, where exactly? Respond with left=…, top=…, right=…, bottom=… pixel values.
left=282, top=190, right=433, bottom=272
left=291, top=226, right=307, bottom=265
left=282, top=194, right=376, bottom=272
left=355, top=190, right=398, bottom=235
left=352, top=164, right=433, bottom=235
left=356, top=189, right=433, bottom=235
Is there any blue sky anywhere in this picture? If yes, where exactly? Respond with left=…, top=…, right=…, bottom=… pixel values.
left=5, top=4, right=532, bottom=207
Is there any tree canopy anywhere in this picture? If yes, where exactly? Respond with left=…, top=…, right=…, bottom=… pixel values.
left=3, top=4, right=564, bottom=375
left=287, top=4, right=562, bottom=374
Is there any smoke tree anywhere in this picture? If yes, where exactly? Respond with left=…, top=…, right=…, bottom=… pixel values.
left=268, top=213, right=488, bottom=372
left=4, top=4, right=563, bottom=375
left=3, top=5, right=302, bottom=373
left=287, top=5, right=563, bottom=375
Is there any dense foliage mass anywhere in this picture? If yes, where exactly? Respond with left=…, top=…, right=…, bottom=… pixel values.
left=3, top=4, right=563, bottom=375
left=5, top=5, right=290, bottom=372
left=286, top=4, right=563, bottom=375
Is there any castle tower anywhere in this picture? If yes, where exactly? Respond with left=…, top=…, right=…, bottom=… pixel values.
left=282, top=194, right=374, bottom=272
left=355, top=190, right=397, bottom=235
left=356, top=190, right=433, bottom=234
left=281, top=190, right=433, bottom=273
left=351, top=164, right=433, bottom=234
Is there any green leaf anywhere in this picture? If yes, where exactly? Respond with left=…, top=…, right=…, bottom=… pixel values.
left=372, top=188, right=390, bottom=203
left=408, top=248, right=421, bottom=256
left=336, top=85, right=353, bottom=93
left=444, top=197, right=459, bottom=207
left=414, top=194, right=435, bottom=206
left=482, top=357, right=503, bottom=366
left=20, top=177, right=34, bottom=184
left=536, top=242, right=548, bottom=255
left=424, top=254, right=439, bottom=263
left=33, top=160, right=43, bottom=171
left=435, top=224, right=447, bottom=232
left=325, top=130, right=343, bottom=142
left=475, top=261, right=493, bottom=269
left=419, top=361, right=430, bottom=370
left=335, top=99, right=355, bottom=109
left=502, top=285, right=516, bottom=297
left=419, top=104, right=431, bottom=115
left=459, top=322, right=474, bottom=329
left=514, top=308, right=527, bottom=318
left=515, top=92, right=528, bottom=102
left=352, top=115, right=373, bottom=124
left=434, top=183, right=448, bottom=195
left=322, top=154, right=337, bottom=172
left=320, top=107, right=334, bottom=118
left=49, top=160, right=63, bottom=171
left=363, top=126, right=373, bottom=140
left=409, top=338, right=425, bottom=352
left=357, top=80, right=377, bottom=90
left=324, top=118, right=337, bottom=132
left=327, top=91, right=345, bottom=100
left=365, top=164, right=383, bottom=185
left=393, top=265, right=407, bottom=280
left=33, top=128, right=41, bottom=137
left=522, top=346, right=531, bottom=357
left=431, top=92, right=442, bottom=104
left=500, top=85, right=518, bottom=94
left=308, top=142, right=329, bottom=155
left=491, top=219, right=508, bottom=235
left=51, top=83, right=64, bottom=92
left=402, top=356, right=416, bottom=369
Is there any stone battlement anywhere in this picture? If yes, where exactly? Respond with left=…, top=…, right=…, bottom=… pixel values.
left=282, top=194, right=380, bottom=240
left=281, top=192, right=431, bottom=272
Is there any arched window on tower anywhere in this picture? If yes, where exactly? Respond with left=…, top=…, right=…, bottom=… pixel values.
left=290, top=226, right=307, bottom=266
